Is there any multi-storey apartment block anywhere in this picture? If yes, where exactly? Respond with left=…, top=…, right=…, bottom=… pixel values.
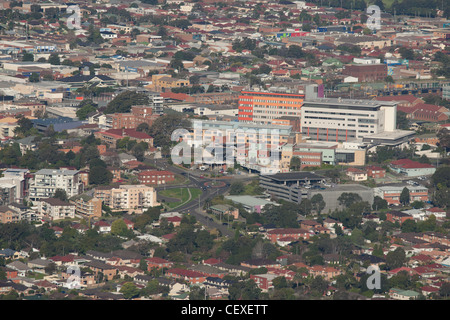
left=93, top=185, right=158, bottom=213
left=69, top=194, right=103, bottom=218
left=38, top=198, right=76, bottom=221
left=28, top=169, right=84, bottom=201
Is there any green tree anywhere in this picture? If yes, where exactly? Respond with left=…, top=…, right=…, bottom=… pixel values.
left=120, top=282, right=140, bottom=299
left=386, top=248, right=406, bottom=270
left=372, top=196, right=388, bottom=211
left=29, top=72, right=40, bottom=82
left=338, top=193, right=362, bottom=208
left=229, top=181, right=245, bottom=195
left=22, top=52, right=34, bottom=62
left=111, top=219, right=129, bottom=237
left=54, top=189, right=68, bottom=202
left=311, top=194, right=326, bottom=214
left=89, top=167, right=113, bottom=185
left=104, top=91, right=149, bottom=114
left=48, top=53, right=60, bottom=65
left=76, top=99, right=97, bottom=120
left=228, top=279, right=261, bottom=300
left=400, top=187, right=410, bottom=206
left=290, top=157, right=301, bottom=171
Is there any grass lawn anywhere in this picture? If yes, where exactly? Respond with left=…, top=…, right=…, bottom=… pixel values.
left=159, top=187, right=202, bottom=209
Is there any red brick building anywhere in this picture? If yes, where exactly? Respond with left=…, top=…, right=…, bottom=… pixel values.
left=146, top=257, right=173, bottom=270
left=265, top=228, right=311, bottom=244
left=137, top=170, right=175, bottom=185
left=109, top=105, right=159, bottom=130
left=366, top=165, right=386, bottom=179
left=342, top=64, right=387, bottom=82
left=386, top=211, right=414, bottom=225
left=166, top=268, right=207, bottom=284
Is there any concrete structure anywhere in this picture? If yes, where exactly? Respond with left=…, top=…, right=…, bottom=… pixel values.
left=224, top=195, right=277, bottom=213
left=93, top=184, right=158, bottom=213
left=259, top=171, right=325, bottom=204
left=69, top=194, right=103, bottom=218
left=308, top=184, right=374, bottom=214
left=38, top=198, right=76, bottom=220
left=107, top=105, right=159, bottom=130
left=389, top=159, right=436, bottom=177
left=137, top=170, right=175, bottom=185
left=301, top=98, right=399, bottom=142
left=374, top=185, right=429, bottom=205
left=28, top=169, right=84, bottom=201
left=238, top=90, right=304, bottom=125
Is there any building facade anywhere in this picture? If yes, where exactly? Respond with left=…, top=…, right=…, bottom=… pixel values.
left=93, top=185, right=158, bottom=213
left=238, top=90, right=304, bottom=125
left=301, top=98, right=398, bottom=142
left=28, top=169, right=83, bottom=201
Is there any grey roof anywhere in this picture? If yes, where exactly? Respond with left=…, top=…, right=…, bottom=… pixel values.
left=6, top=260, right=30, bottom=271
left=34, top=168, right=79, bottom=176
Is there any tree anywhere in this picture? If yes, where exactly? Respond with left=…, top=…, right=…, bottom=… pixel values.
left=400, top=187, right=410, bottom=206
left=48, top=53, right=60, bottom=65
left=372, top=196, right=388, bottom=211
left=148, top=113, right=191, bottom=154
left=396, top=111, right=409, bottom=130
left=111, top=219, right=130, bottom=237
left=228, top=279, right=261, bottom=300
left=22, top=52, right=34, bottom=62
left=311, top=194, right=326, bottom=214
left=54, top=189, right=68, bottom=202
left=290, top=157, right=301, bottom=171
left=120, top=282, right=140, bottom=299
left=89, top=167, right=113, bottom=185
left=29, top=73, right=40, bottom=82
left=76, top=99, right=98, bottom=120
left=104, top=91, right=149, bottom=114
left=386, top=248, right=406, bottom=270
left=229, top=181, right=245, bottom=195
left=338, top=193, right=362, bottom=208
left=398, top=47, right=415, bottom=60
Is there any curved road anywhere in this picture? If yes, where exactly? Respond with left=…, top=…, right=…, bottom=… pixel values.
left=152, top=159, right=234, bottom=237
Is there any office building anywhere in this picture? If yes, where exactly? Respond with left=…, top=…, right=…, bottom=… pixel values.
left=301, top=98, right=409, bottom=143
left=238, top=90, right=304, bottom=125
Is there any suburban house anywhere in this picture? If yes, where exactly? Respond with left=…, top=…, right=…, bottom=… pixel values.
left=265, top=228, right=312, bottom=244
left=146, top=257, right=173, bottom=270
left=165, top=268, right=207, bottom=284
left=346, top=167, right=368, bottom=181
left=250, top=273, right=278, bottom=292
left=366, top=165, right=386, bottom=179
left=386, top=211, right=414, bottom=225
left=84, top=260, right=118, bottom=281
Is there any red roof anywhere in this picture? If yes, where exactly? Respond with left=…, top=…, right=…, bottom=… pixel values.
left=167, top=268, right=205, bottom=278
left=203, top=258, right=221, bottom=265
left=267, top=228, right=310, bottom=235
left=146, top=257, right=171, bottom=264
left=390, top=158, right=435, bottom=169
left=105, top=129, right=152, bottom=140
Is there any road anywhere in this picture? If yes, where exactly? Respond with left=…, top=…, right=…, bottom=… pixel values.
left=151, top=158, right=235, bottom=237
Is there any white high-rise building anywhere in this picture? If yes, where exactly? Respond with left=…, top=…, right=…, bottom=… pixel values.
left=28, top=168, right=84, bottom=201
left=301, top=98, right=413, bottom=145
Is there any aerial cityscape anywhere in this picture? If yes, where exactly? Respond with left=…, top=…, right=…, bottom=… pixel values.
left=0, top=0, right=449, bottom=303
